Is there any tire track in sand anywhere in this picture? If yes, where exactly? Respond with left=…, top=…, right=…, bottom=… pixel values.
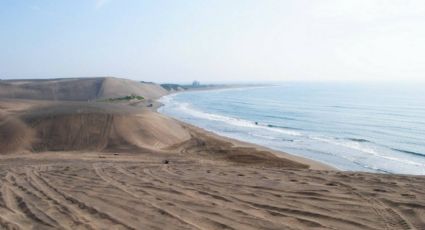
left=93, top=163, right=244, bottom=230
left=25, top=165, right=134, bottom=230
left=333, top=181, right=413, bottom=230
left=115, top=164, right=281, bottom=230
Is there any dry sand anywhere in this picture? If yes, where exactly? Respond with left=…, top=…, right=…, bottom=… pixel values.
left=0, top=79, right=424, bottom=229
left=0, top=77, right=167, bottom=101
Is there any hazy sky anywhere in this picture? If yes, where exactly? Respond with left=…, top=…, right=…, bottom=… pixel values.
left=1, top=0, right=424, bottom=83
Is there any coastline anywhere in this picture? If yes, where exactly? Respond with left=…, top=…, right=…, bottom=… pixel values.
left=179, top=121, right=334, bottom=170
left=1, top=78, right=424, bottom=229
left=154, top=88, right=335, bottom=171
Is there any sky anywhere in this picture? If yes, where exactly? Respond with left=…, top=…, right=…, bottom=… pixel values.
left=1, top=0, right=425, bottom=83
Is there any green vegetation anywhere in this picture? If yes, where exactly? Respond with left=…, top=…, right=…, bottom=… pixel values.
left=99, top=94, right=144, bottom=102
left=160, top=84, right=188, bottom=91
left=161, top=81, right=225, bottom=91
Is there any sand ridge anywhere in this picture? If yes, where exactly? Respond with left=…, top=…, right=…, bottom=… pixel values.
left=0, top=77, right=167, bottom=101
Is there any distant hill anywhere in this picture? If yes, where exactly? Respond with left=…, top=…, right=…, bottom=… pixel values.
left=0, top=77, right=167, bottom=101
left=160, top=83, right=228, bottom=92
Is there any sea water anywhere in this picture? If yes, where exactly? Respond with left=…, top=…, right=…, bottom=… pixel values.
left=159, top=82, right=425, bottom=175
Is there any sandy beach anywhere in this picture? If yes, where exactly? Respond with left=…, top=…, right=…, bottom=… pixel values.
left=0, top=78, right=424, bottom=229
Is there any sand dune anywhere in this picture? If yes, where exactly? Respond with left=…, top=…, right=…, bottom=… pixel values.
left=98, top=78, right=166, bottom=101
left=1, top=101, right=189, bottom=154
left=0, top=83, right=424, bottom=229
left=0, top=77, right=167, bottom=101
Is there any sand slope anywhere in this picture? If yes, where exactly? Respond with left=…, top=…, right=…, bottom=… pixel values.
left=98, top=78, right=166, bottom=100
left=0, top=152, right=423, bottom=230
left=0, top=96, right=424, bottom=229
left=0, top=77, right=167, bottom=101
left=0, top=101, right=189, bottom=154
left=0, top=114, right=33, bottom=154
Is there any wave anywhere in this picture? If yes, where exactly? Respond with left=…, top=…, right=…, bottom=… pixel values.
left=158, top=94, right=177, bottom=105
left=345, top=138, right=371, bottom=143
left=266, top=124, right=303, bottom=131
left=174, top=101, right=303, bottom=137
left=312, top=136, right=424, bottom=167
left=264, top=115, right=298, bottom=121
left=392, top=148, right=425, bottom=157
left=342, top=138, right=425, bottom=158
left=248, top=132, right=295, bottom=142
left=171, top=100, right=425, bottom=166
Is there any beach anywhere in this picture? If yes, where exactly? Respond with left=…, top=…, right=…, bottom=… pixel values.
left=0, top=78, right=424, bottom=229
left=159, top=83, right=425, bottom=175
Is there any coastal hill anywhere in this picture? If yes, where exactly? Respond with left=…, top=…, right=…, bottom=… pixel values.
left=0, top=77, right=167, bottom=101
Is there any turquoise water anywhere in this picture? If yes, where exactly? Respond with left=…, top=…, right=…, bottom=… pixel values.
left=159, top=83, right=425, bottom=175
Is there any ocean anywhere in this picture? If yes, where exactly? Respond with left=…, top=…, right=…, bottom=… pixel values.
left=158, top=82, right=425, bottom=175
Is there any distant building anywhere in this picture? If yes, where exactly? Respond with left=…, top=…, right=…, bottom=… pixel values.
left=192, top=81, right=200, bottom=87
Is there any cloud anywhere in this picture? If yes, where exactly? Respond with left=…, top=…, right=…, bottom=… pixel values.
left=95, top=0, right=110, bottom=9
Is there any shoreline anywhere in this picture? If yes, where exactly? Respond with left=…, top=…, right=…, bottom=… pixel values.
left=178, top=120, right=334, bottom=170
left=154, top=89, right=335, bottom=171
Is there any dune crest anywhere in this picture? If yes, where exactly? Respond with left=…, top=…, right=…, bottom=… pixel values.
left=0, top=77, right=167, bottom=101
